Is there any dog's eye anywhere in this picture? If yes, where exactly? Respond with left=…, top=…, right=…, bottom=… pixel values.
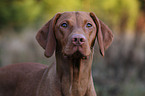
left=86, top=23, right=92, bottom=27
left=61, top=23, right=67, bottom=28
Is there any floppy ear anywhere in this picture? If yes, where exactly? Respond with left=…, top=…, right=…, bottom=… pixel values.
left=36, top=13, right=61, bottom=58
left=90, top=12, right=113, bottom=56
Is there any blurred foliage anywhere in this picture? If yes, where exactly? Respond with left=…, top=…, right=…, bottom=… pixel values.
left=0, top=0, right=41, bottom=30
left=0, top=0, right=141, bottom=33
left=0, top=0, right=81, bottom=31
left=92, top=0, right=139, bottom=33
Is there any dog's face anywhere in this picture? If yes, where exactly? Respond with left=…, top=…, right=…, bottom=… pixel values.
left=36, top=11, right=113, bottom=58
left=55, top=12, right=97, bottom=58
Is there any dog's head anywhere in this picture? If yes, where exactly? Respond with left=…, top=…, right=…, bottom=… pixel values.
left=36, top=11, right=113, bottom=59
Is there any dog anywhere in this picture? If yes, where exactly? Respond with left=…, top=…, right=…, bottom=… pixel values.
left=0, top=11, right=113, bottom=96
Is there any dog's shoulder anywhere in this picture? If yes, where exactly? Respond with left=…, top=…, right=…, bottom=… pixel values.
left=0, top=63, right=47, bottom=74
left=0, top=63, right=48, bottom=96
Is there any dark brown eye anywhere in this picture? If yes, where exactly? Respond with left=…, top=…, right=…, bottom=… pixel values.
left=86, top=23, right=92, bottom=27
left=61, top=23, right=67, bottom=28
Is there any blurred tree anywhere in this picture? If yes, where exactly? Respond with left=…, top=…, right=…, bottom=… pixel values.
left=0, top=0, right=140, bottom=34
left=92, top=0, right=139, bottom=34
left=0, top=0, right=81, bottom=32
left=0, top=0, right=41, bottom=31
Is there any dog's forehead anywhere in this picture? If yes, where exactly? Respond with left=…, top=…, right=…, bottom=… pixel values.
left=58, top=11, right=92, bottom=22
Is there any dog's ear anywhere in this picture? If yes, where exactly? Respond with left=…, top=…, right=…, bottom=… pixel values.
left=90, top=12, right=113, bottom=56
left=36, top=13, right=61, bottom=58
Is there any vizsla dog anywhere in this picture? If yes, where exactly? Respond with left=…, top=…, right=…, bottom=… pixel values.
left=0, top=11, right=113, bottom=96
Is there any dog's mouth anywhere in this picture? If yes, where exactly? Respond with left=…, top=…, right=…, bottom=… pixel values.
left=63, top=41, right=91, bottom=59
left=66, top=51, right=88, bottom=59
left=63, top=47, right=89, bottom=60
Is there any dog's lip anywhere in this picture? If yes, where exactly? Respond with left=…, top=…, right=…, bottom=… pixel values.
left=63, top=51, right=89, bottom=60
left=63, top=45, right=91, bottom=59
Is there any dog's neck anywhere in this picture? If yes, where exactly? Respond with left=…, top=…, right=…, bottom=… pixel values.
left=55, top=49, right=94, bottom=96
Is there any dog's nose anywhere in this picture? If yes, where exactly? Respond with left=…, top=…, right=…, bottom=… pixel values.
left=71, top=34, right=86, bottom=46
